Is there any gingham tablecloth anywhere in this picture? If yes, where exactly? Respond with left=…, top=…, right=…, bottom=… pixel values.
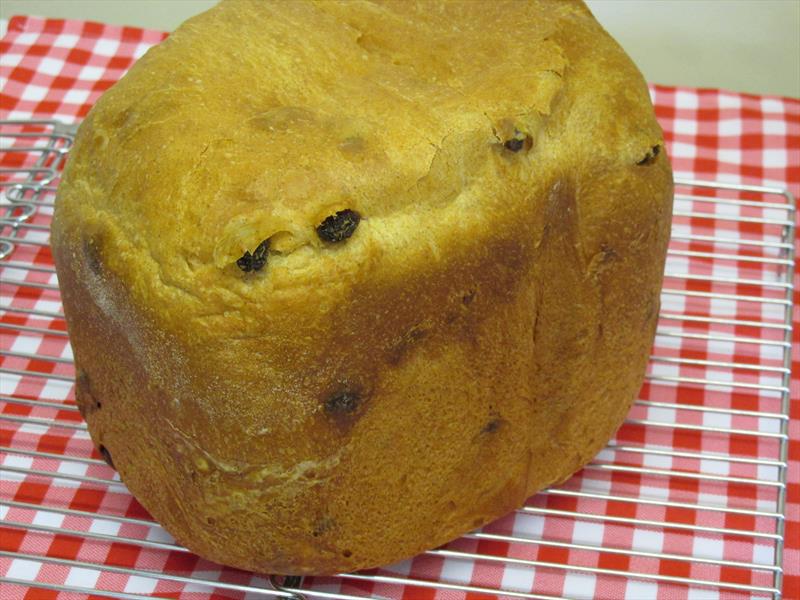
left=1, top=15, right=798, bottom=600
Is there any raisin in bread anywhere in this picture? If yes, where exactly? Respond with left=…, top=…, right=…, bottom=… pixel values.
left=52, top=0, right=673, bottom=575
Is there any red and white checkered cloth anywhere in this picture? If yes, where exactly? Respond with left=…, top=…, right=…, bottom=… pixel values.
left=1, top=15, right=798, bottom=600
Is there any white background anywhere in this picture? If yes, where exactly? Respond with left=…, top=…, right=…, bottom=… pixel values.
left=1, top=0, right=799, bottom=98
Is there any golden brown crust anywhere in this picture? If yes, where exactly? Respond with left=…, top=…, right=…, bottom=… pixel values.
left=52, top=0, right=672, bottom=574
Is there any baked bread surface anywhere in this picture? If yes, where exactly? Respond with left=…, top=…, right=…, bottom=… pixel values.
left=52, top=0, right=673, bottom=574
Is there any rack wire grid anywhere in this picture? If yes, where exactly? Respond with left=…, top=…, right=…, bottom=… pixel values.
left=0, top=119, right=794, bottom=600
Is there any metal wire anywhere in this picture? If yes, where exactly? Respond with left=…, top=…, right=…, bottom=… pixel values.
left=0, top=120, right=794, bottom=599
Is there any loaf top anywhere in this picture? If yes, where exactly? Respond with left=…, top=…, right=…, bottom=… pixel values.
left=56, top=0, right=663, bottom=314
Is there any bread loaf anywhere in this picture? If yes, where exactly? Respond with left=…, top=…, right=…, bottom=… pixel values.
left=52, top=0, right=673, bottom=575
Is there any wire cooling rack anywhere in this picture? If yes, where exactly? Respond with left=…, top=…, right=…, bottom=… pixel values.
left=0, top=119, right=794, bottom=600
